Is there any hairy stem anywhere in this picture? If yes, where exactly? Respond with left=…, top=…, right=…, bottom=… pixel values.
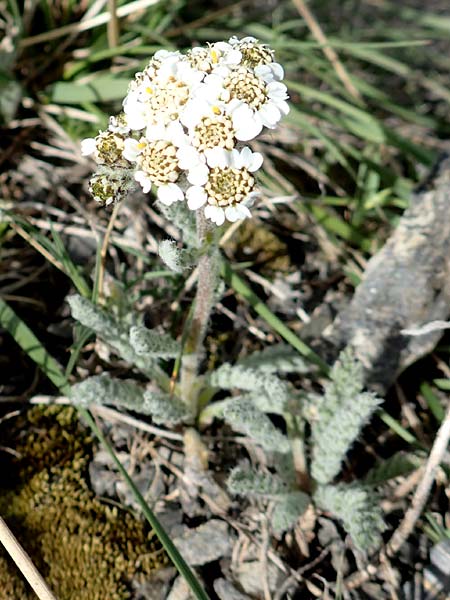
left=285, top=413, right=311, bottom=492
left=180, top=211, right=219, bottom=415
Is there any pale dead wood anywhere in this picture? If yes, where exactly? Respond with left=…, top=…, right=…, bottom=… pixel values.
left=0, top=516, right=58, bottom=600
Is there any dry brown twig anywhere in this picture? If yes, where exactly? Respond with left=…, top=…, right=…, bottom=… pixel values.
left=0, top=516, right=58, bottom=600
left=346, top=401, right=450, bottom=591
left=386, top=401, right=450, bottom=557
left=291, top=0, right=363, bottom=103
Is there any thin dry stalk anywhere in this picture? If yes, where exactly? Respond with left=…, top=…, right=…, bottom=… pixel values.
left=107, top=0, right=120, bottom=48
left=291, top=0, right=363, bottom=103
left=20, top=0, right=160, bottom=47
left=386, top=401, right=450, bottom=557
left=345, top=401, right=450, bottom=591
left=0, top=516, right=58, bottom=600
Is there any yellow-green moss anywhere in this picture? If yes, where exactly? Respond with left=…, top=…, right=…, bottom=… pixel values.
left=0, top=406, right=167, bottom=599
left=235, top=220, right=290, bottom=274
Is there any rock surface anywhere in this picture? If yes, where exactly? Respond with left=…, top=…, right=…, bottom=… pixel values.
left=329, top=155, right=450, bottom=391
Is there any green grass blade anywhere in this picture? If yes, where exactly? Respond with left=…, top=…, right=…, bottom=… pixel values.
left=304, top=202, right=372, bottom=252
left=52, top=76, right=129, bottom=104
left=0, top=297, right=71, bottom=394
left=421, top=383, right=445, bottom=423
left=378, top=411, right=422, bottom=448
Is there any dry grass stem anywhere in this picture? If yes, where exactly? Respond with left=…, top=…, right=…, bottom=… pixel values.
left=291, top=0, right=363, bottom=103
left=0, top=516, right=58, bottom=600
left=20, top=0, right=160, bottom=47
left=386, top=401, right=450, bottom=557
left=107, top=0, right=120, bottom=48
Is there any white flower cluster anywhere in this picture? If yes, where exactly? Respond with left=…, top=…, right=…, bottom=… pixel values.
left=82, top=37, right=289, bottom=225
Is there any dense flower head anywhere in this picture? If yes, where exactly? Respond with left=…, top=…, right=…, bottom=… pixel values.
left=82, top=37, right=289, bottom=224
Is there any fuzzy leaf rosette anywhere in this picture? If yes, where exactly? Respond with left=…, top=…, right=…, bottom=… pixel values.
left=81, top=37, right=289, bottom=225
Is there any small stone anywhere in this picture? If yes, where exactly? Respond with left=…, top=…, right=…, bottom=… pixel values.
left=214, top=578, right=251, bottom=600
left=233, top=559, right=284, bottom=596
left=167, top=576, right=195, bottom=600
left=172, top=519, right=233, bottom=566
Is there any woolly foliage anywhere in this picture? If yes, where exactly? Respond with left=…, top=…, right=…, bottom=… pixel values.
left=156, top=200, right=197, bottom=247
left=222, top=397, right=290, bottom=453
left=227, top=465, right=289, bottom=497
left=311, top=349, right=382, bottom=485
left=271, top=491, right=311, bottom=535
left=129, top=325, right=180, bottom=359
left=67, top=295, right=150, bottom=373
left=71, top=374, right=144, bottom=409
left=314, top=483, right=385, bottom=553
left=158, top=240, right=195, bottom=273
left=68, top=294, right=127, bottom=341
left=142, top=389, right=192, bottom=424
left=239, top=344, right=310, bottom=375
left=0, top=406, right=166, bottom=600
left=209, top=363, right=290, bottom=414
left=70, top=374, right=185, bottom=423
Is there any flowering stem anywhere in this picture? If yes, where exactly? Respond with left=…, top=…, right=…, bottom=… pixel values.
left=180, top=211, right=219, bottom=416
left=97, top=201, right=121, bottom=305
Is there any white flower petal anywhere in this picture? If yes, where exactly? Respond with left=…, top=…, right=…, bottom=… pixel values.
left=135, top=171, right=152, bottom=194
left=157, top=183, right=184, bottom=205
left=231, top=104, right=262, bottom=141
left=267, top=81, right=289, bottom=99
left=270, top=62, right=284, bottom=80
left=145, top=123, right=166, bottom=141
left=205, top=147, right=229, bottom=169
left=225, top=204, right=252, bottom=222
left=154, top=49, right=180, bottom=61
left=258, top=102, right=281, bottom=128
left=122, top=138, right=141, bottom=162
left=166, top=120, right=188, bottom=146
left=186, top=186, right=208, bottom=210
left=254, top=64, right=273, bottom=82
left=225, top=49, right=242, bottom=65
left=177, top=145, right=203, bottom=170
left=247, top=151, right=263, bottom=173
left=276, top=99, right=290, bottom=116
left=244, top=191, right=260, bottom=206
left=204, top=204, right=225, bottom=225
left=180, top=98, right=208, bottom=128
left=187, top=164, right=209, bottom=186
left=124, top=108, right=147, bottom=130
left=81, top=138, right=97, bottom=156
left=230, top=148, right=243, bottom=169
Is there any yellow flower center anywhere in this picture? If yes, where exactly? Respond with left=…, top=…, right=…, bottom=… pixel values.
left=238, top=41, right=274, bottom=68
left=205, top=167, right=255, bottom=207
left=138, top=139, right=180, bottom=185
left=95, top=132, right=129, bottom=166
left=193, top=116, right=235, bottom=151
left=144, top=77, right=190, bottom=124
left=223, top=67, right=267, bottom=110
